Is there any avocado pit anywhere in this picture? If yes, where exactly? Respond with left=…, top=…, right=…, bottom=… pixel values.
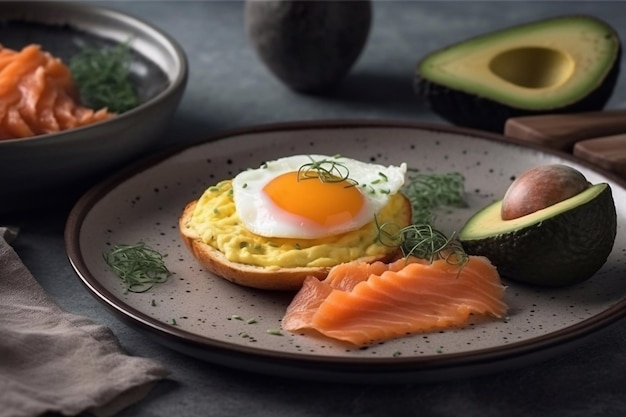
left=501, top=164, right=590, bottom=220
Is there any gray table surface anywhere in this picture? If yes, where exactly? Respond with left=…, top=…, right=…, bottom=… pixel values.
left=5, top=1, right=626, bottom=416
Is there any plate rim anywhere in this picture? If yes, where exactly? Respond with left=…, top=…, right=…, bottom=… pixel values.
left=64, top=119, right=626, bottom=380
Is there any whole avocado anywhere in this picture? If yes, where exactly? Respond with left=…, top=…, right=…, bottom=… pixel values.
left=245, top=0, right=372, bottom=93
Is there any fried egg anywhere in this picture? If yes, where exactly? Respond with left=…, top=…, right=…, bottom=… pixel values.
left=232, top=154, right=407, bottom=239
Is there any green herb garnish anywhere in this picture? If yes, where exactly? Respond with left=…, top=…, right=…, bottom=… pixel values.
left=298, top=155, right=357, bottom=186
left=103, top=242, right=171, bottom=293
left=375, top=219, right=468, bottom=268
left=403, top=171, right=468, bottom=224
left=70, top=42, right=139, bottom=113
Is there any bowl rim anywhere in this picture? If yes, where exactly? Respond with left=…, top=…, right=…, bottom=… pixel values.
left=0, top=0, right=189, bottom=146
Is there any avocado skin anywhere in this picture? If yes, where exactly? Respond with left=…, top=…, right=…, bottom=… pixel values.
left=415, top=56, right=621, bottom=133
left=245, top=0, right=371, bottom=93
left=414, top=19, right=622, bottom=133
left=459, top=185, right=617, bottom=287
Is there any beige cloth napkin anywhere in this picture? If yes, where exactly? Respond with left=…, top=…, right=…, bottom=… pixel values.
left=0, top=227, right=169, bottom=417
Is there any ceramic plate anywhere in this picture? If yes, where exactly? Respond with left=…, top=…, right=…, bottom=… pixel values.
left=65, top=121, right=626, bottom=383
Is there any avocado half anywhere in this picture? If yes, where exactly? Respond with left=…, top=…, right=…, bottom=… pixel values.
left=414, top=15, right=622, bottom=132
left=458, top=183, right=617, bottom=287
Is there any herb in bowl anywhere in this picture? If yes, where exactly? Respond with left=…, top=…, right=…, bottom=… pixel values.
left=70, top=43, right=140, bottom=113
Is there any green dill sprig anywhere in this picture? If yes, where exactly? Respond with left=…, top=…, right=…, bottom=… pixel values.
left=403, top=171, right=468, bottom=224
left=70, top=42, right=140, bottom=113
left=103, top=242, right=171, bottom=293
left=297, top=155, right=358, bottom=187
left=375, top=218, right=468, bottom=268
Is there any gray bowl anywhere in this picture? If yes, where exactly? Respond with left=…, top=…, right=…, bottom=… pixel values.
left=0, top=1, right=188, bottom=214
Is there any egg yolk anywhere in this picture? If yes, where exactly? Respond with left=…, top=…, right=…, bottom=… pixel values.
left=263, top=171, right=364, bottom=227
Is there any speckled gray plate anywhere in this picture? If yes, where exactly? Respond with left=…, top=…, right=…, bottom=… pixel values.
left=65, top=120, right=626, bottom=383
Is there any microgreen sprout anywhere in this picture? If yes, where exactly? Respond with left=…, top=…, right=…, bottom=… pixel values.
left=375, top=218, right=468, bottom=269
left=103, top=242, right=171, bottom=293
left=403, top=171, right=468, bottom=224
left=298, top=155, right=358, bottom=187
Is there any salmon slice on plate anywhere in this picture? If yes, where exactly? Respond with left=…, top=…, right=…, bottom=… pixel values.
left=282, top=255, right=508, bottom=346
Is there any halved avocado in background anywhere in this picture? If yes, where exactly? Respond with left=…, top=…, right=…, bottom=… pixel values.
left=414, top=15, right=622, bottom=132
left=458, top=183, right=617, bottom=287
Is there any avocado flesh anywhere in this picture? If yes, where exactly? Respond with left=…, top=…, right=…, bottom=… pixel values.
left=459, top=183, right=617, bottom=287
left=415, top=15, right=621, bottom=132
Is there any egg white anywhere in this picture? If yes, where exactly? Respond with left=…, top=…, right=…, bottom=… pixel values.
left=232, top=155, right=407, bottom=239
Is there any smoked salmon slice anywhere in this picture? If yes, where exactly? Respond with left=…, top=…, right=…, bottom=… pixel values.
left=0, top=44, right=115, bottom=140
left=282, top=256, right=507, bottom=345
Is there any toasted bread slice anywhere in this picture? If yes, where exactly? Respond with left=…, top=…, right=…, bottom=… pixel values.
left=179, top=195, right=412, bottom=291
